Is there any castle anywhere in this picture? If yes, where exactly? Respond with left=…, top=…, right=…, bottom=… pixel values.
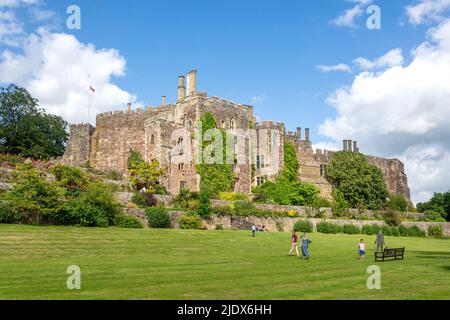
left=62, top=70, right=411, bottom=202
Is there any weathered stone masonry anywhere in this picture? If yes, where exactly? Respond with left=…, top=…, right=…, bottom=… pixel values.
left=62, top=70, right=411, bottom=202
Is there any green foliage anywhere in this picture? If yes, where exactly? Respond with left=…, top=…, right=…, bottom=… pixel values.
left=420, top=211, right=446, bottom=222
left=105, top=170, right=123, bottom=181
left=114, top=214, right=143, bottom=229
left=332, top=189, right=350, bottom=217
left=312, top=197, right=333, bottom=208
left=1, top=168, right=66, bottom=224
left=361, top=225, right=375, bottom=235
left=398, top=225, right=426, bottom=237
left=343, top=224, right=361, bottom=234
left=381, top=225, right=393, bottom=236
left=196, top=113, right=234, bottom=197
left=146, top=207, right=171, bottom=228
left=196, top=185, right=212, bottom=218
left=0, top=85, right=68, bottom=159
left=0, top=201, right=22, bottom=224
left=383, top=209, right=402, bottom=226
left=211, top=205, right=234, bottom=216
left=417, top=190, right=450, bottom=221
left=178, top=213, right=202, bottom=229
left=173, top=188, right=199, bottom=209
left=63, top=182, right=121, bottom=227
left=283, top=142, right=299, bottom=182
left=316, top=222, right=343, bottom=234
left=326, top=151, right=389, bottom=210
left=51, top=164, right=87, bottom=196
left=127, top=150, right=166, bottom=193
left=131, top=192, right=157, bottom=208
left=252, top=175, right=320, bottom=206
left=294, top=220, right=313, bottom=233
left=427, top=225, right=443, bottom=238
left=385, top=194, right=408, bottom=212
left=219, top=192, right=248, bottom=202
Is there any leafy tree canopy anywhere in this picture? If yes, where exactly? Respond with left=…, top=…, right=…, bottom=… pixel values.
left=0, top=84, right=68, bottom=160
left=326, top=151, right=389, bottom=210
left=127, top=150, right=166, bottom=193
left=417, top=191, right=450, bottom=221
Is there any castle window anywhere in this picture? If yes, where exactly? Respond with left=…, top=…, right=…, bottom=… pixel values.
left=178, top=163, right=184, bottom=171
left=256, top=177, right=265, bottom=186
left=150, top=134, right=155, bottom=144
left=320, top=164, right=327, bottom=177
left=188, top=119, right=192, bottom=127
left=178, top=137, right=183, bottom=145
left=273, top=132, right=279, bottom=146
left=180, top=181, right=186, bottom=190
left=230, top=119, right=235, bottom=130
left=256, top=155, right=265, bottom=169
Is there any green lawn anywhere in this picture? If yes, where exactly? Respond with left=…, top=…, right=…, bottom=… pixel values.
left=0, top=224, right=449, bottom=300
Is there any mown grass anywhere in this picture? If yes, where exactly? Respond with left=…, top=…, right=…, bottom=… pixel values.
left=0, top=224, right=449, bottom=300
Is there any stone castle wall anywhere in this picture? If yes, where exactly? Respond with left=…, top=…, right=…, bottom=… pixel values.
left=62, top=70, right=412, bottom=203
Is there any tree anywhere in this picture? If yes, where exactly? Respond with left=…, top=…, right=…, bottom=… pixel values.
left=417, top=190, right=450, bottom=221
left=326, top=151, right=389, bottom=210
left=127, top=150, right=166, bottom=192
left=0, top=84, right=68, bottom=159
left=385, top=193, right=408, bottom=212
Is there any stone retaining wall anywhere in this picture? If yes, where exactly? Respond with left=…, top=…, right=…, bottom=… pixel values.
left=121, top=207, right=450, bottom=237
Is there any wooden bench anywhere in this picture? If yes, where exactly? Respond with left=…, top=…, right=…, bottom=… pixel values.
left=375, top=247, right=405, bottom=262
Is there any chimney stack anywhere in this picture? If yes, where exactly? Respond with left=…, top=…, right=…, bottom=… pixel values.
left=297, top=127, right=302, bottom=140
left=305, top=128, right=310, bottom=142
left=353, top=141, right=358, bottom=153
left=343, top=140, right=347, bottom=151
left=187, top=70, right=197, bottom=96
left=161, top=96, right=166, bottom=106
left=348, top=140, right=353, bottom=152
left=127, top=103, right=132, bottom=112
left=178, top=76, right=185, bottom=102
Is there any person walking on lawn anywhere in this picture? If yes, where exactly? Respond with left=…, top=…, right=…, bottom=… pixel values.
left=375, top=230, right=385, bottom=252
left=288, top=230, right=300, bottom=257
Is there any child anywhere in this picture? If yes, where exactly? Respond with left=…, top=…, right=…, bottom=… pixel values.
left=359, top=239, right=366, bottom=261
left=288, top=230, right=300, bottom=257
left=301, top=233, right=311, bottom=260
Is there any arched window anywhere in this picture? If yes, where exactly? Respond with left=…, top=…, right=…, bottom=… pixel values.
left=150, top=134, right=155, bottom=144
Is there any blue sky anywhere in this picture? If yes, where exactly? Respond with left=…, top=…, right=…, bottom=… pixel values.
left=12, top=0, right=428, bottom=138
left=1, top=0, right=450, bottom=203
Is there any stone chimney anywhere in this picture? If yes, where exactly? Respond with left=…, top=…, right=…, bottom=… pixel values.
left=296, top=127, right=302, bottom=140
left=187, top=70, right=197, bottom=96
left=348, top=140, right=353, bottom=152
left=127, top=103, right=132, bottom=112
left=343, top=140, right=347, bottom=151
left=178, top=76, right=185, bottom=102
left=161, top=96, right=166, bottom=106
left=305, top=128, right=310, bottom=142
left=353, top=141, right=358, bottom=153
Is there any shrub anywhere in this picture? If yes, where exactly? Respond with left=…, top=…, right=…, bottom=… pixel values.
left=343, top=224, right=361, bottom=234
left=219, top=192, right=248, bottom=202
left=399, top=225, right=426, bottom=237
left=427, top=225, right=443, bottom=238
left=391, top=226, right=400, bottom=237
left=383, top=209, right=402, bottom=226
left=317, top=222, right=343, bottom=234
left=382, top=225, right=393, bottom=236
left=178, top=214, right=202, bottom=230
left=287, top=210, right=299, bottom=217
left=294, top=220, right=313, bottom=233
left=146, top=207, right=171, bottom=228
left=215, top=224, right=224, bottom=230
left=421, top=211, right=446, bottom=222
left=197, top=187, right=212, bottom=218
left=132, top=192, right=157, bottom=208
left=385, top=194, right=408, bottom=212
left=313, top=197, right=333, bottom=208
left=105, top=170, right=123, bottom=181
left=362, top=225, right=374, bottom=235
left=212, top=205, right=234, bottom=216
left=232, top=200, right=256, bottom=216
left=173, top=188, right=198, bottom=209
left=51, top=164, right=87, bottom=194
left=0, top=201, right=21, bottom=224
left=114, top=214, right=143, bottom=229
left=65, top=199, right=110, bottom=227
left=4, top=169, right=66, bottom=224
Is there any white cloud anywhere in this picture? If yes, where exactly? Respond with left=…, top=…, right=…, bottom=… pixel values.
left=332, top=0, right=372, bottom=28
left=0, top=0, right=39, bottom=7
left=353, top=48, right=404, bottom=71
left=0, top=30, right=141, bottom=124
left=406, top=0, right=450, bottom=25
left=318, top=19, right=450, bottom=204
left=317, top=63, right=352, bottom=73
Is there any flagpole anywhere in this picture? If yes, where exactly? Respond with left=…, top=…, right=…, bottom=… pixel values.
left=88, top=88, right=91, bottom=125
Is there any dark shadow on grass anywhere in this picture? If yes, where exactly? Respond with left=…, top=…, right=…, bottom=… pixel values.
left=440, top=266, right=450, bottom=272
left=410, top=251, right=450, bottom=260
